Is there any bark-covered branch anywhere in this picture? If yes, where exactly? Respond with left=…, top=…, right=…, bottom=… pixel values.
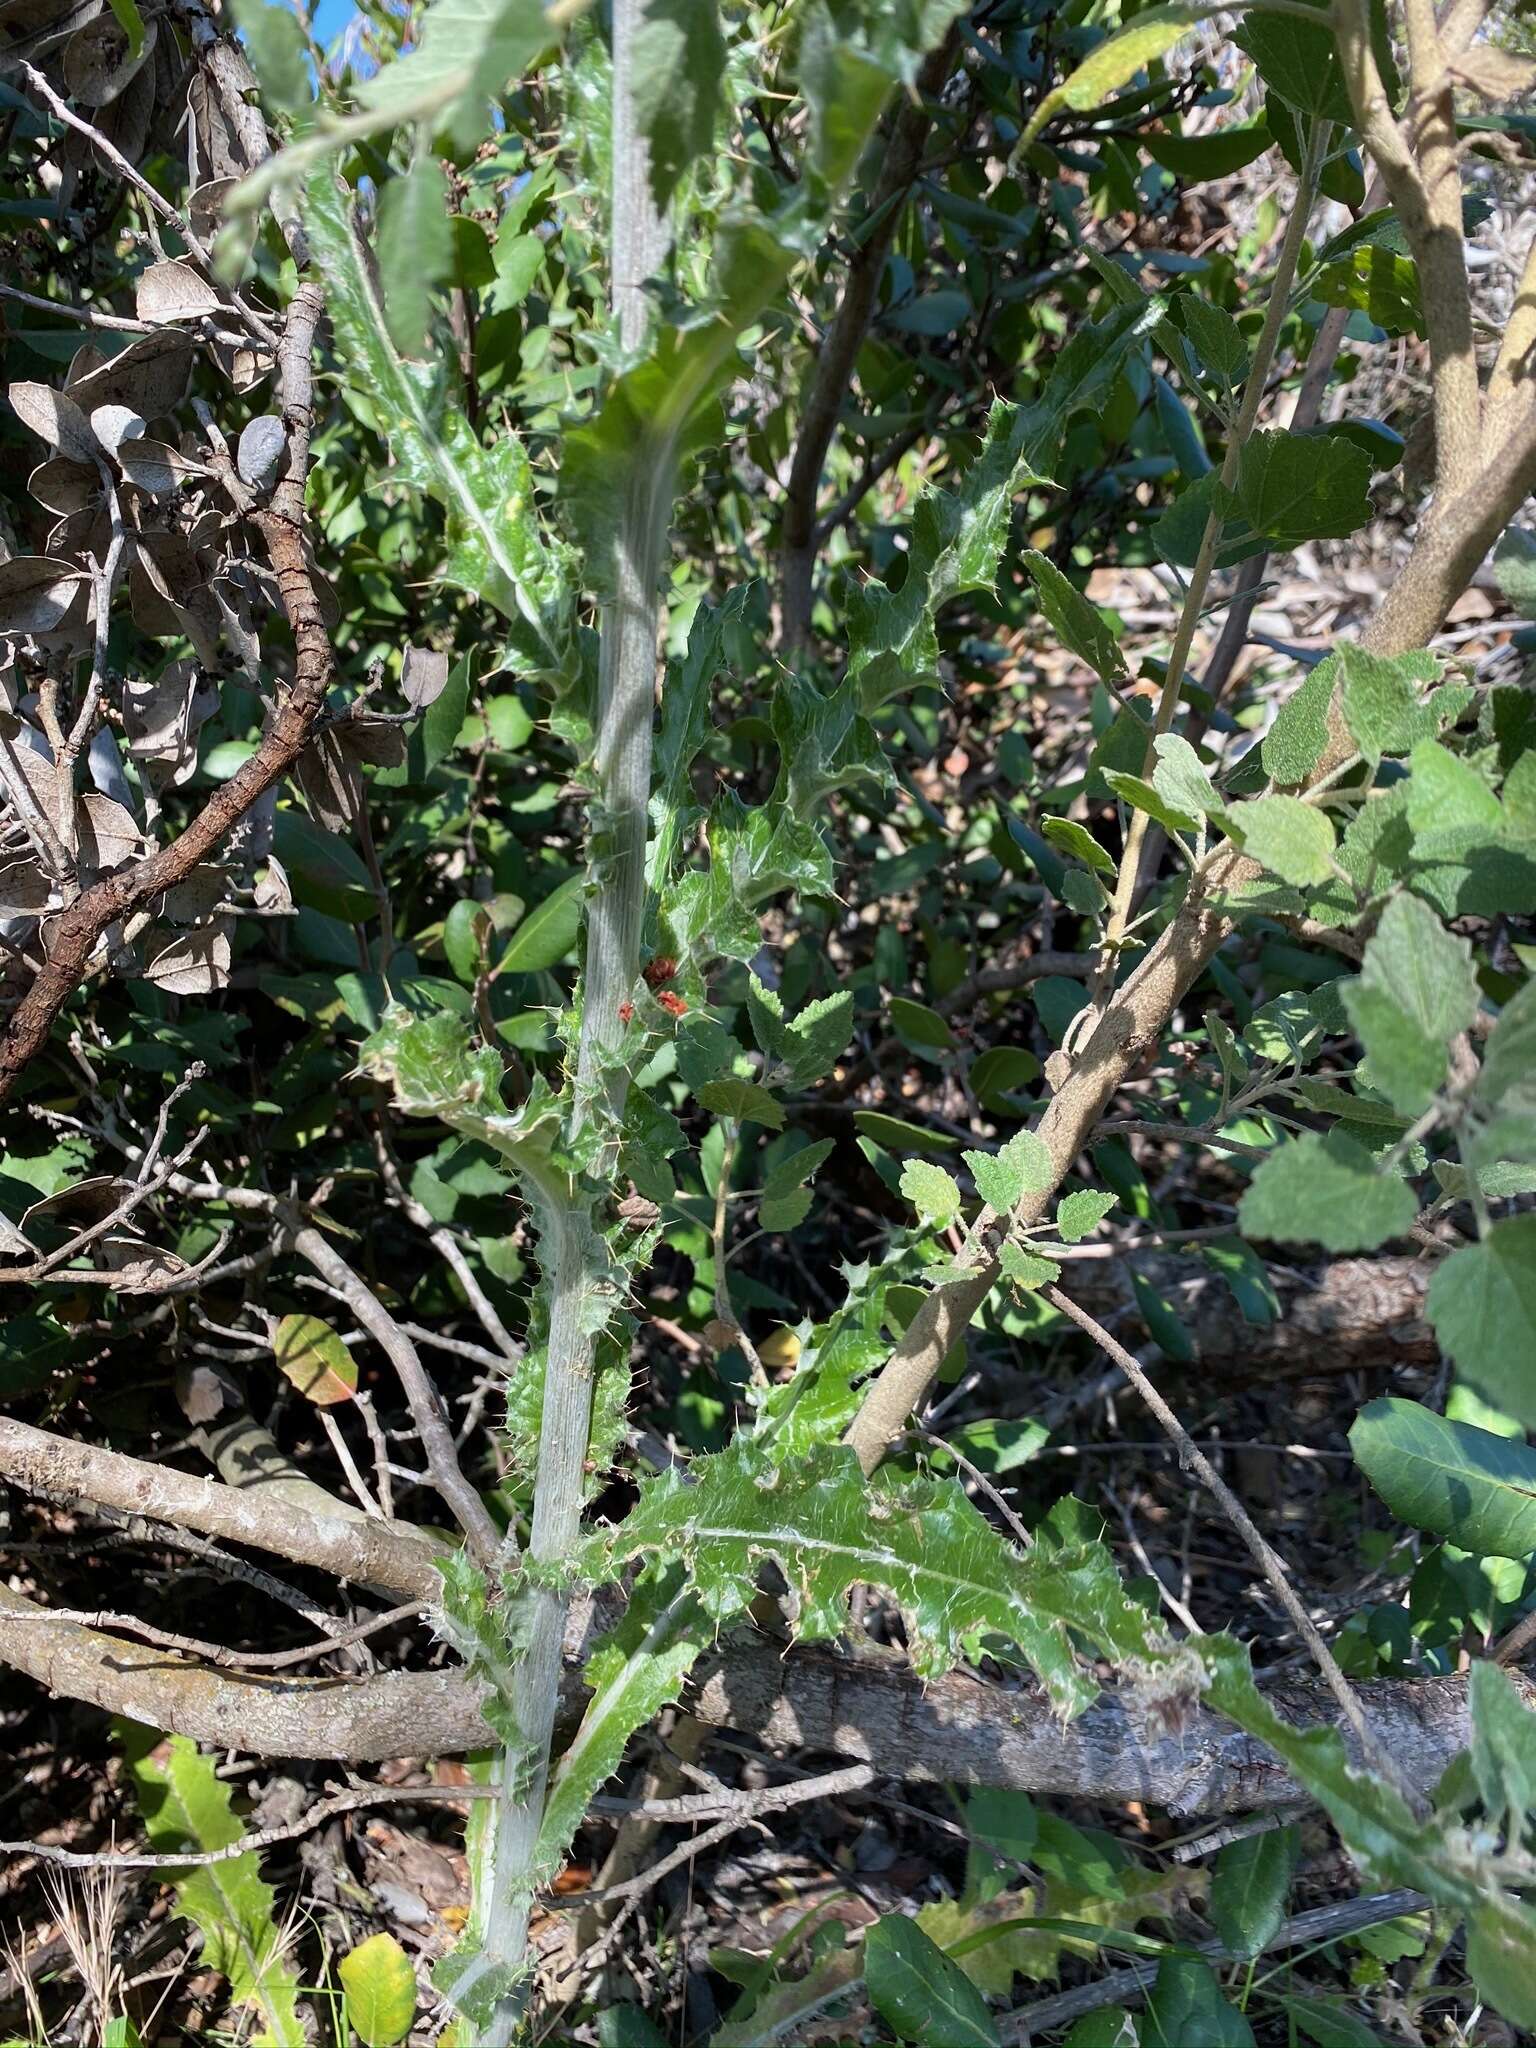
left=0, top=1578, right=1516, bottom=1820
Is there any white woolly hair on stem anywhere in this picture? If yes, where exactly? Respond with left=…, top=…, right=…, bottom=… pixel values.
left=454, top=0, right=670, bottom=2034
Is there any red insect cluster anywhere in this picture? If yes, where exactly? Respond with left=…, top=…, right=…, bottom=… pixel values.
left=643, top=955, right=679, bottom=989
left=618, top=1001, right=634, bottom=1025
left=656, top=990, right=688, bottom=1017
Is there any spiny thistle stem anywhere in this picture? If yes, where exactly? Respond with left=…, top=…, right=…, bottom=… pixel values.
left=461, top=3, right=668, bottom=2035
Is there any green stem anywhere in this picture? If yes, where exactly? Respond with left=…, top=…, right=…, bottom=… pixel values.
left=462, top=2, right=669, bottom=2034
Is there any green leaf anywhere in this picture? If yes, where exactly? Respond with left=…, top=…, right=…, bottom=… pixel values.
left=272, top=1313, right=357, bottom=1406
left=632, top=0, right=725, bottom=208
left=1349, top=1397, right=1536, bottom=1560
left=1210, top=1825, right=1297, bottom=1959
left=1102, top=771, right=1199, bottom=836
left=1152, top=734, right=1222, bottom=819
left=273, top=809, right=375, bottom=922
left=864, top=1916, right=1000, bottom=2047
left=854, top=1110, right=960, bottom=1156
left=1342, top=893, right=1478, bottom=1113
left=1279, top=1995, right=1386, bottom=2048
left=357, top=0, right=562, bottom=139
left=1144, top=120, right=1271, bottom=180
left=228, top=0, right=309, bottom=112
left=1406, top=739, right=1504, bottom=839
left=1470, top=1659, right=1536, bottom=1843
left=340, top=1933, right=417, bottom=2047
left=1162, top=434, right=1374, bottom=569
left=120, top=1727, right=304, bottom=2045
left=1226, top=795, right=1336, bottom=886
left=1426, top=1218, right=1536, bottom=1428
left=498, top=873, right=584, bottom=974
left=1056, top=1189, right=1118, bottom=1243
left=376, top=156, right=454, bottom=359
left=1170, top=296, right=1249, bottom=399
left=591, top=1440, right=1171, bottom=1711
left=1042, top=816, right=1116, bottom=876
left=964, top=1130, right=1053, bottom=1213
left=697, top=1077, right=786, bottom=1130
left=537, top=1568, right=711, bottom=1884
left=1337, top=645, right=1443, bottom=763
left=1143, top=1957, right=1255, bottom=2047
left=1262, top=653, right=1339, bottom=787
left=785, top=990, right=855, bottom=1086
left=891, top=996, right=955, bottom=1053
left=1022, top=5, right=1218, bottom=147
left=1240, top=1132, right=1416, bottom=1252
left=302, top=171, right=577, bottom=683
left=901, top=1159, right=964, bottom=1224
left=847, top=309, right=1161, bottom=705
left=969, top=1046, right=1042, bottom=1109
left=999, top=1240, right=1062, bottom=1290
left=1233, top=0, right=1359, bottom=119
left=1021, top=549, right=1126, bottom=683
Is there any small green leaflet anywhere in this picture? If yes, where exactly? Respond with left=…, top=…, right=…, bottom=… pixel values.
left=964, top=1129, right=1053, bottom=1213
left=698, top=1077, right=786, bottom=1130
left=1020, top=548, right=1126, bottom=683
left=1226, top=795, right=1336, bottom=887
left=1337, top=646, right=1443, bottom=763
left=1057, top=1189, right=1118, bottom=1243
left=901, top=1158, right=964, bottom=1225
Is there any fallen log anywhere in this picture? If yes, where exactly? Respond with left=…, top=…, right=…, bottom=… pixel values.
left=1, top=1580, right=1512, bottom=1818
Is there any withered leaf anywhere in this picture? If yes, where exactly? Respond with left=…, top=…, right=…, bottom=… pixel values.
left=0, top=557, right=91, bottom=635
left=77, top=791, right=147, bottom=875
left=140, top=919, right=232, bottom=994
left=89, top=404, right=146, bottom=457
left=236, top=413, right=286, bottom=489
left=116, top=437, right=208, bottom=496
left=273, top=1313, right=358, bottom=1406
left=68, top=332, right=196, bottom=419
left=61, top=10, right=155, bottom=106
left=100, top=1234, right=191, bottom=1292
left=401, top=646, right=451, bottom=710
left=136, top=260, right=223, bottom=326
left=8, top=382, right=97, bottom=461
left=294, top=728, right=361, bottom=831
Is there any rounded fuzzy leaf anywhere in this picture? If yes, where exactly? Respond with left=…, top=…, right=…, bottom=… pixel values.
left=1239, top=1132, right=1416, bottom=1252
left=1227, top=795, right=1337, bottom=886
left=273, top=1313, right=357, bottom=1405
left=1426, top=1218, right=1536, bottom=1428
left=900, top=1159, right=963, bottom=1224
